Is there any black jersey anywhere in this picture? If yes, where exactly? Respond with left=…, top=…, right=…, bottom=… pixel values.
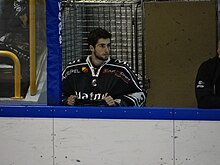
left=195, top=56, right=220, bottom=108
left=62, top=56, right=146, bottom=106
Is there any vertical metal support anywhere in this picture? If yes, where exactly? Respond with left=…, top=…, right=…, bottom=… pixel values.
left=0, top=51, right=23, bottom=99
left=29, top=0, right=36, bottom=96
left=134, top=2, right=140, bottom=74
left=130, top=4, right=134, bottom=69
left=140, top=0, right=147, bottom=89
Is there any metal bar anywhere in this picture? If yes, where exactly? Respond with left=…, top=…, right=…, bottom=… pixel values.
left=130, top=4, right=134, bottom=69
left=103, top=6, right=106, bottom=28
left=114, top=6, right=118, bottom=57
left=63, top=2, right=136, bottom=7
left=29, top=0, right=36, bottom=96
left=140, top=0, right=147, bottom=89
left=134, top=3, right=138, bottom=73
left=134, top=2, right=140, bottom=73
left=108, top=6, right=111, bottom=31
left=120, top=5, right=123, bottom=60
left=0, top=51, right=23, bottom=99
left=125, top=6, right=129, bottom=62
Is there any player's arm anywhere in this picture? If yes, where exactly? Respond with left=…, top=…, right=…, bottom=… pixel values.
left=195, top=62, right=220, bottom=108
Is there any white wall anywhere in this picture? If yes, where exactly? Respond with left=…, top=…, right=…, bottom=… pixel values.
left=0, top=118, right=220, bottom=165
left=0, top=118, right=53, bottom=165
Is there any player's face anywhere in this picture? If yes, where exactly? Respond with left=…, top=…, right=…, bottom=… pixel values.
left=91, top=38, right=111, bottom=61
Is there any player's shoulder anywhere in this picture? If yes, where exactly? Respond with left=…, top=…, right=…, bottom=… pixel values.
left=108, top=58, right=140, bottom=78
left=109, top=57, right=131, bottom=69
left=200, top=56, right=218, bottom=70
left=62, top=57, right=86, bottom=74
left=64, top=57, right=87, bottom=70
left=62, top=57, right=87, bottom=79
left=67, top=57, right=87, bottom=66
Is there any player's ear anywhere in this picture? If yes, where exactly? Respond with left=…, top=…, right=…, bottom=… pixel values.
left=89, top=45, right=94, bottom=51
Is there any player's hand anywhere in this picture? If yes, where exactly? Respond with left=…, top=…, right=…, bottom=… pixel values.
left=104, top=96, right=117, bottom=106
left=67, top=95, right=77, bottom=106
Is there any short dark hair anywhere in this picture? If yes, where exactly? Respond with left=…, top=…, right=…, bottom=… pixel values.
left=88, top=28, right=112, bottom=47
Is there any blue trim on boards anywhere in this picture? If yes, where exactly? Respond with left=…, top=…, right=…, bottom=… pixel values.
left=0, top=106, right=220, bottom=121
left=53, top=106, right=173, bottom=120
left=173, top=108, right=220, bottom=120
left=0, top=106, right=54, bottom=118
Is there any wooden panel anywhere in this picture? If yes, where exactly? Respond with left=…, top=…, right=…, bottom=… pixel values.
left=144, top=1, right=216, bottom=107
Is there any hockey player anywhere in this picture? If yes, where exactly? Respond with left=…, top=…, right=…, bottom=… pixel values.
left=62, top=28, right=146, bottom=106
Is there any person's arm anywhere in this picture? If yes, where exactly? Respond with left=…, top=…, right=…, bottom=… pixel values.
left=114, top=91, right=146, bottom=107
left=113, top=64, right=147, bottom=107
left=195, top=61, right=220, bottom=108
left=62, top=78, right=73, bottom=106
left=62, top=67, right=76, bottom=106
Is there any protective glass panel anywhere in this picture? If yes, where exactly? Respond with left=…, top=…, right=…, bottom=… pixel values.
left=0, top=0, right=47, bottom=105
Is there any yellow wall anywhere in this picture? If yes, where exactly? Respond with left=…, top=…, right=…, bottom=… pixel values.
left=144, top=1, right=217, bottom=107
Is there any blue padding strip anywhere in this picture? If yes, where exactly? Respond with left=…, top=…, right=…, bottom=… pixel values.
left=0, top=106, right=220, bottom=121
left=53, top=106, right=173, bottom=120
left=46, top=0, right=62, bottom=105
left=173, top=108, right=220, bottom=120
left=0, top=106, right=54, bottom=118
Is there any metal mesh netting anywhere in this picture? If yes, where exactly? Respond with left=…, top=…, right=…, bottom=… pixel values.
left=61, top=0, right=144, bottom=76
left=63, top=0, right=141, bottom=3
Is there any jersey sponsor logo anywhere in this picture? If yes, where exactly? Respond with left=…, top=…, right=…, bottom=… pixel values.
left=115, top=70, right=130, bottom=83
left=103, top=68, right=130, bottom=83
left=196, top=80, right=205, bottom=88
left=103, top=68, right=116, bottom=74
left=75, top=91, right=108, bottom=100
left=82, top=67, right=89, bottom=73
left=63, top=69, right=80, bottom=79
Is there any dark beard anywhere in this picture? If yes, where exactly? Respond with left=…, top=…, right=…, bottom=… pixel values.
left=94, top=52, right=108, bottom=61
